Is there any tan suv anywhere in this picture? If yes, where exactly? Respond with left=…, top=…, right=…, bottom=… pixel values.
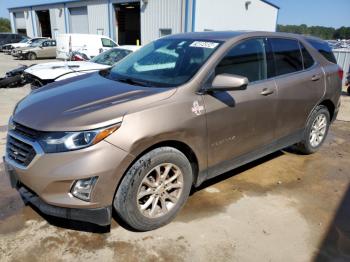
left=4, top=31, right=342, bottom=231
left=13, top=39, right=56, bottom=60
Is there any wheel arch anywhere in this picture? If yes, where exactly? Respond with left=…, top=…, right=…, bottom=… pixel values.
left=115, top=140, right=200, bottom=195
left=319, top=99, right=335, bottom=121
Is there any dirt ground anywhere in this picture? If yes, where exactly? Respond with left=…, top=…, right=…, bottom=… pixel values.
left=0, top=53, right=350, bottom=262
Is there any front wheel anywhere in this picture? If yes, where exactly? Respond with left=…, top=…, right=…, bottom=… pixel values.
left=347, top=85, right=350, bottom=95
left=28, top=52, right=37, bottom=60
left=295, top=105, right=330, bottom=154
left=113, top=147, right=193, bottom=231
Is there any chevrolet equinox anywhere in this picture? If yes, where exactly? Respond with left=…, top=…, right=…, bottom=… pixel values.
left=4, top=32, right=342, bottom=231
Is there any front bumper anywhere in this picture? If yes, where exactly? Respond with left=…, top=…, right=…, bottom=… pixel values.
left=4, top=129, right=134, bottom=222
left=18, top=184, right=112, bottom=226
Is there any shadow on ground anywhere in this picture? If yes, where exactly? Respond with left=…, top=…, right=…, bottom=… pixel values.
left=315, top=185, right=350, bottom=261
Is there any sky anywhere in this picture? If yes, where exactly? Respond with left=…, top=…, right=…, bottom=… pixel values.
left=0, top=0, right=349, bottom=28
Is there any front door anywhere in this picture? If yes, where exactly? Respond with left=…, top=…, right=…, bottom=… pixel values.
left=203, top=38, right=278, bottom=178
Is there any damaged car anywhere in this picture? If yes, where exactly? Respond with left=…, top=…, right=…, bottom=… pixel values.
left=24, top=45, right=139, bottom=89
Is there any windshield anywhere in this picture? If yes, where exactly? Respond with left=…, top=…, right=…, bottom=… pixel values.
left=30, top=39, right=45, bottom=47
left=19, top=38, right=29, bottom=43
left=91, top=48, right=132, bottom=66
left=102, top=38, right=221, bottom=87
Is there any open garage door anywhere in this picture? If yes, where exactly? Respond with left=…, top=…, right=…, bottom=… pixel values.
left=14, top=12, right=27, bottom=35
left=69, top=7, right=89, bottom=34
left=36, top=10, right=52, bottom=37
left=115, top=2, right=140, bottom=45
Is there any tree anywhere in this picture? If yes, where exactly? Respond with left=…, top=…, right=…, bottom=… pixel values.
left=277, top=24, right=349, bottom=40
left=0, top=17, right=11, bottom=32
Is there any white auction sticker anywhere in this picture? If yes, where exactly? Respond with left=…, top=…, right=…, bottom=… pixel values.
left=190, top=41, right=219, bottom=49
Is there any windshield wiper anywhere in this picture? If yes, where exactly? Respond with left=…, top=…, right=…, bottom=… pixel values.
left=116, top=77, right=153, bottom=87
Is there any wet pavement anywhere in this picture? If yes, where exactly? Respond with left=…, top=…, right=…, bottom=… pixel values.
left=1, top=87, right=350, bottom=261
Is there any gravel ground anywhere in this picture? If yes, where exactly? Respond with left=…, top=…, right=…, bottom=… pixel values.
left=0, top=52, right=350, bottom=262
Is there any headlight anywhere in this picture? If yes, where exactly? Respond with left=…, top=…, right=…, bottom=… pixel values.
left=18, top=50, right=22, bottom=53
left=38, top=124, right=120, bottom=153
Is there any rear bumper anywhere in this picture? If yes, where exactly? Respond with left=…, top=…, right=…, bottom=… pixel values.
left=18, top=185, right=112, bottom=226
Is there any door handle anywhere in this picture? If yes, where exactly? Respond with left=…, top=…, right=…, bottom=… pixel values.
left=311, top=74, right=321, bottom=81
left=260, top=88, right=274, bottom=96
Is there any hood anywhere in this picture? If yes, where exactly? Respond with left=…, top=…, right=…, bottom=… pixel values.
left=25, top=61, right=110, bottom=80
left=13, top=72, right=176, bottom=131
left=11, top=43, right=27, bottom=48
left=15, top=46, right=35, bottom=52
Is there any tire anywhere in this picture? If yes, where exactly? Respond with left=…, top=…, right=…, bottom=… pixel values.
left=347, top=86, right=350, bottom=95
left=28, top=52, right=37, bottom=60
left=113, top=147, right=193, bottom=231
left=294, top=105, right=330, bottom=154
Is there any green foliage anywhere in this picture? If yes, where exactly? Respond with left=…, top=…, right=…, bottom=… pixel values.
left=0, top=17, right=11, bottom=32
left=277, top=24, right=350, bottom=40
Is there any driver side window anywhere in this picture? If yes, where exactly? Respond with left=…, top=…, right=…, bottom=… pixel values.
left=216, top=38, right=267, bottom=83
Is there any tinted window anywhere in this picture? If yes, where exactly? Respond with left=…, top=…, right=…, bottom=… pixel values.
left=300, top=43, right=314, bottom=69
left=306, top=38, right=337, bottom=64
left=270, top=38, right=303, bottom=76
left=216, top=38, right=267, bottom=82
left=101, top=38, right=117, bottom=48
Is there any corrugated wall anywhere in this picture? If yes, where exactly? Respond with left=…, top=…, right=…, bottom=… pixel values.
left=49, top=4, right=66, bottom=38
left=140, top=0, right=183, bottom=44
left=334, top=49, right=350, bottom=84
left=87, top=0, right=109, bottom=36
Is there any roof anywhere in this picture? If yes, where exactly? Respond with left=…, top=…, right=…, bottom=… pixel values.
left=260, top=0, right=280, bottom=9
left=118, top=45, right=142, bottom=52
left=165, top=31, right=248, bottom=41
left=7, top=0, right=80, bottom=10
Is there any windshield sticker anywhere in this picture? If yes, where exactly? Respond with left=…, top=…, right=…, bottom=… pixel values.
left=190, top=41, right=219, bottom=49
left=192, top=100, right=204, bottom=116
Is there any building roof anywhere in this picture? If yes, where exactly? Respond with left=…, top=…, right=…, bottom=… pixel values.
left=261, top=0, right=280, bottom=9
left=8, top=0, right=80, bottom=10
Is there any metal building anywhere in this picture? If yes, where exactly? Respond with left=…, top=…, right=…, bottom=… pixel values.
left=8, top=0, right=279, bottom=45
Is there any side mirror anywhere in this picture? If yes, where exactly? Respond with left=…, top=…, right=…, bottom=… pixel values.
left=211, top=74, right=248, bottom=91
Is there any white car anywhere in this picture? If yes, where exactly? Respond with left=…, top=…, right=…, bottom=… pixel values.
left=3, top=37, right=47, bottom=54
left=24, top=45, right=140, bottom=89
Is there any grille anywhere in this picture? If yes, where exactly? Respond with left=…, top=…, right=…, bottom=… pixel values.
left=6, top=136, right=36, bottom=167
left=12, top=121, right=40, bottom=140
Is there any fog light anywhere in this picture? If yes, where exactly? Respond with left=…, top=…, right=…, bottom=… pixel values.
left=71, top=177, right=98, bottom=201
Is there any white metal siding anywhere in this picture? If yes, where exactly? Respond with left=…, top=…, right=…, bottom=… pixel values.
left=14, top=11, right=26, bottom=29
left=334, top=49, right=350, bottom=84
left=140, top=0, right=183, bottom=44
left=69, top=6, right=89, bottom=33
left=24, top=10, right=35, bottom=37
left=194, top=0, right=278, bottom=32
left=49, top=5, right=66, bottom=38
left=87, top=0, right=109, bottom=36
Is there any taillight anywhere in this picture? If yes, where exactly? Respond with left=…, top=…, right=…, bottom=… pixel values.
left=338, top=67, right=344, bottom=80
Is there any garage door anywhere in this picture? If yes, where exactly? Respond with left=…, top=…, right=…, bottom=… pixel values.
left=14, top=12, right=26, bottom=29
left=69, top=7, right=89, bottom=33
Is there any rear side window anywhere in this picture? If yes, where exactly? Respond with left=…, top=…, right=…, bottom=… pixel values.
left=270, top=38, right=303, bottom=76
left=306, top=39, right=337, bottom=64
left=216, top=38, right=267, bottom=82
left=101, top=38, right=117, bottom=48
left=300, top=43, right=314, bottom=69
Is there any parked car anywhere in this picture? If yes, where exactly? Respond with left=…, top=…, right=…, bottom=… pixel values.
left=4, top=31, right=342, bottom=231
left=12, top=39, right=56, bottom=60
left=346, top=67, right=350, bottom=94
left=56, top=33, right=118, bottom=60
left=24, top=45, right=140, bottom=89
left=0, top=33, right=27, bottom=51
left=2, top=37, right=47, bottom=54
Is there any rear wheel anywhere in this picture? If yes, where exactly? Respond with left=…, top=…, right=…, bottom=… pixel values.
left=295, top=105, right=330, bottom=154
left=28, top=52, right=37, bottom=60
left=113, top=147, right=193, bottom=231
left=347, top=86, right=350, bottom=95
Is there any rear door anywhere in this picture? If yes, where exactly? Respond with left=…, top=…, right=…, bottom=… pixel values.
left=269, top=38, right=325, bottom=140
left=203, top=38, right=278, bottom=178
